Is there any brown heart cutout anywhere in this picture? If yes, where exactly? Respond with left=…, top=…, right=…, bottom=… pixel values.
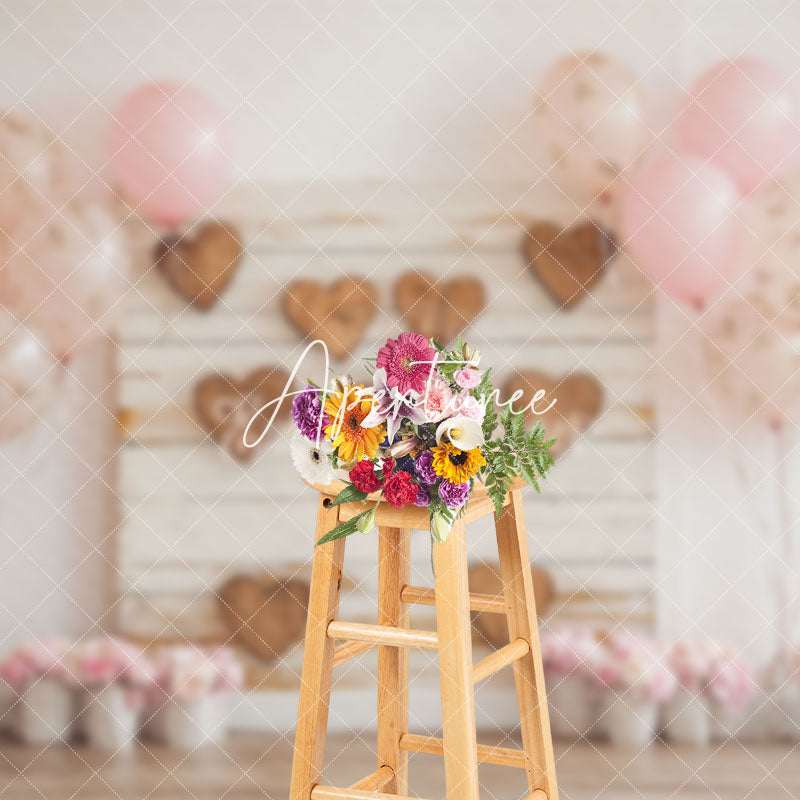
left=469, top=563, right=555, bottom=649
left=524, top=221, right=616, bottom=308
left=155, top=221, right=244, bottom=310
left=505, top=370, right=603, bottom=458
left=218, top=574, right=309, bottom=664
left=394, top=270, right=486, bottom=345
left=283, top=276, right=378, bottom=360
left=194, top=366, right=290, bottom=462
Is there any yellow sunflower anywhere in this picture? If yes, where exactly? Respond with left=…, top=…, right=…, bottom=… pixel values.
left=324, top=385, right=384, bottom=463
left=431, top=442, right=486, bottom=484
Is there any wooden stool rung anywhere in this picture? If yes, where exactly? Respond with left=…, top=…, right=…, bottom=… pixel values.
left=332, top=640, right=375, bottom=667
left=400, top=585, right=507, bottom=614
left=399, top=733, right=527, bottom=769
left=526, top=792, right=548, bottom=800
left=327, top=620, right=438, bottom=650
left=312, top=786, right=429, bottom=800
left=472, top=637, right=530, bottom=684
left=348, top=765, right=394, bottom=791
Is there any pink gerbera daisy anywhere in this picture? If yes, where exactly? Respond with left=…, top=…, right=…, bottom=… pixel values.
left=376, top=332, right=436, bottom=395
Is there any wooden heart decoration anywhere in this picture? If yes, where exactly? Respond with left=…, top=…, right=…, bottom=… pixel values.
left=194, top=366, right=290, bottom=462
left=394, top=270, right=486, bottom=345
left=155, top=221, right=244, bottom=310
left=505, top=370, right=603, bottom=458
left=283, top=276, right=378, bottom=360
left=469, top=563, right=555, bottom=649
left=524, top=221, right=616, bottom=308
left=218, top=574, right=309, bottom=664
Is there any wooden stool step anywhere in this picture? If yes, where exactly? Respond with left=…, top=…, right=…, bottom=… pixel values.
left=327, top=620, right=438, bottom=650
left=312, top=787, right=428, bottom=800
left=399, top=585, right=507, bottom=614
left=289, top=487, right=559, bottom=800
left=472, top=637, right=530, bottom=683
left=349, top=766, right=394, bottom=792
left=399, top=733, right=527, bottom=769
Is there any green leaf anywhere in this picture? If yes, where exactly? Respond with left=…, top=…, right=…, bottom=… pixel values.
left=316, top=508, right=374, bottom=545
left=330, top=483, right=369, bottom=506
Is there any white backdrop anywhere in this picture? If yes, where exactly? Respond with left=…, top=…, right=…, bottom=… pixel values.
left=2, top=0, right=800, bottom=658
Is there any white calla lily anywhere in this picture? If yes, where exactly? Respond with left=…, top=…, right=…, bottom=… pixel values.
left=435, top=415, right=484, bottom=450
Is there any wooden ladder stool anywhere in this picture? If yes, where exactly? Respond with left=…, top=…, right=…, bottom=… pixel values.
left=289, top=478, right=558, bottom=800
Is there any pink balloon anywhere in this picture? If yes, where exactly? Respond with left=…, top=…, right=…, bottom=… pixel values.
left=0, top=202, right=129, bottom=359
left=620, top=156, right=742, bottom=307
left=108, top=82, right=228, bottom=226
left=678, top=57, right=800, bottom=194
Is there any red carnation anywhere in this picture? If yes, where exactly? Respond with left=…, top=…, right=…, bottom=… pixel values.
left=349, top=460, right=383, bottom=493
left=383, top=470, right=417, bottom=509
left=380, top=458, right=396, bottom=479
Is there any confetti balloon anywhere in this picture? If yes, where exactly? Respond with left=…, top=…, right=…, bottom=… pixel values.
left=0, top=112, right=68, bottom=227
left=0, top=201, right=129, bottom=359
left=0, top=311, right=57, bottom=442
left=533, top=51, right=647, bottom=206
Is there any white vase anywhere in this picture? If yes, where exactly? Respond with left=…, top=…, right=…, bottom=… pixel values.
left=158, top=693, right=230, bottom=749
left=602, top=693, right=659, bottom=749
left=547, top=674, right=597, bottom=740
left=84, top=685, right=141, bottom=751
left=14, top=678, right=74, bottom=746
left=662, top=686, right=711, bottom=746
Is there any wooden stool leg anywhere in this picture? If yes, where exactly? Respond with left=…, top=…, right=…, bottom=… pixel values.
left=290, top=498, right=346, bottom=800
left=495, top=490, right=558, bottom=800
left=377, top=526, right=411, bottom=794
left=433, top=518, right=480, bottom=800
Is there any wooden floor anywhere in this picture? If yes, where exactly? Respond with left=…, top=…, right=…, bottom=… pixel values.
left=0, top=733, right=799, bottom=800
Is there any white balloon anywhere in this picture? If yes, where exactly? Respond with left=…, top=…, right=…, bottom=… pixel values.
left=0, top=311, right=57, bottom=442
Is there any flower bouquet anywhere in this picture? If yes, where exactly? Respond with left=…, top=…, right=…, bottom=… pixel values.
left=289, top=332, right=555, bottom=545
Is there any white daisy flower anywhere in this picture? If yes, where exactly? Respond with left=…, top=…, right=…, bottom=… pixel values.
left=290, top=429, right=335, bottom=485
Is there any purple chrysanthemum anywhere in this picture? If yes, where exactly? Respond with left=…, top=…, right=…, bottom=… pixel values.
left=438, top=479, right=470, bottom=509
left=292, top=385, right=329, bottom=441
left=413, top=485, right=432, bottom=507
left=414, top=450, right=437, bottom=485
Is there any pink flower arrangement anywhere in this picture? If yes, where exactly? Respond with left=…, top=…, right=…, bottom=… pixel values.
left=64, top=637, right=155, bottom=708
left=594, top=630, right=677, bottom=703
left=667, top=638, right=756, bottom=712
left=0, top=637, right=69, bottom=691
left=706, top=646, right=757, bottom=713
left=541, top=627, right=601, bottom=680
left=152, top=646, right=243, bottom=704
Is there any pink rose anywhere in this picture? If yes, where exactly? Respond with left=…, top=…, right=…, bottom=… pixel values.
left=454, top=368, right=481, bottom=389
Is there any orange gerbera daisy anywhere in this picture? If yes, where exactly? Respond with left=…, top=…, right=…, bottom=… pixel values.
left=324, top=385, right=384, bottom=463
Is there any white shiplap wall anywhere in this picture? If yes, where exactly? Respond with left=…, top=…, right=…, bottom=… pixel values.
left=115, top=180, right=655, bottom=696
